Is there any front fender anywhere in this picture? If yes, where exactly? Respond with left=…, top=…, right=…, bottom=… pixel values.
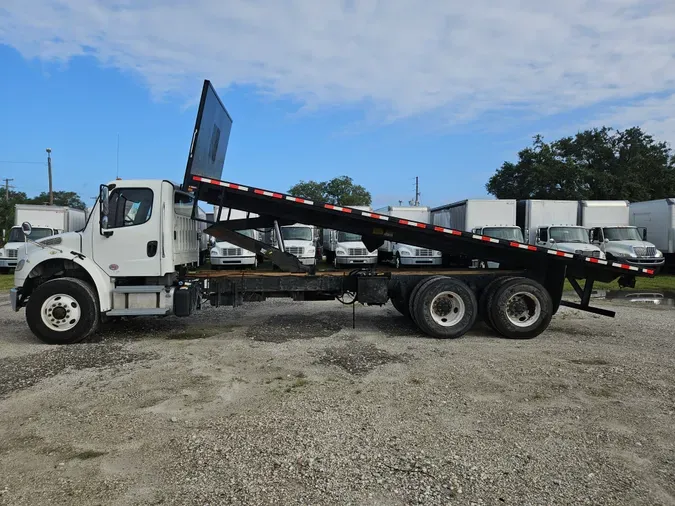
left=17, top=251, right=113, bottom=312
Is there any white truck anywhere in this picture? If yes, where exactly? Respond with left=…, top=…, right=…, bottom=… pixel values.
left=431, top=199, right=523, bottom=267
left=322, top=206, right=377, bottom=268
left=580, top=200, right=665, bottom=270
left=210, top=207, right=261, bottom=268
left=375, top=206, right=442, bottom=268
left=629, top=198, right=675, bottom=266
left=0, top=205, right=86, bottom=272
left=517, top=200, right=605, bottom=259
left=273, top=223, right=317, bottom=266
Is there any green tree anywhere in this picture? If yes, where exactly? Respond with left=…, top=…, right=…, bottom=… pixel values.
left=486, top=127, right=675, bottom=201
left=289, top=176, right=372, bottom=206
left=26, top=191, right=87, bottom=210
left=0, top=189, right=29, bottom=243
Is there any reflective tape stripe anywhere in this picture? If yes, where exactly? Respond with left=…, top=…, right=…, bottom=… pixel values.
left=325, top=204, right=352, bottom=213
left=509, top=242, right=537, bottom=251
left=285, top=196, right=313, bottom=205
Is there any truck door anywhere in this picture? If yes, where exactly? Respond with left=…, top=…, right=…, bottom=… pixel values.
left=591, top=227, right=604, bottom=251
left=92, top=186, right=162, bottom=277
left=536, top=227, right=548, bottom=247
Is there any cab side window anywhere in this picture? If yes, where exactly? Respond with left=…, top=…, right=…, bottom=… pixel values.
left=538, top=228, right=548, bottom=242
left=108, top=188, right=154, bottom=228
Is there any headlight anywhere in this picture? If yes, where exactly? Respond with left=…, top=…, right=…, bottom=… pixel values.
left=434, top=250, right=442, bottom=256
left=400, top=250, right=411, bottom=256
left=0, top=249, right=4, bottom=257
left=306, top=247, right=315, bottom=256
left=655, top=249, right=663, bottom=258
left=210, top=248, right=219, bottom=256
left=336, top=248, right=346, bottom=256
left=15, top=259, right=25, bottom=272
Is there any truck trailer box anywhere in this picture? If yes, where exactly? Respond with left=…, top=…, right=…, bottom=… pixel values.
left=15, top=204, right=86, bottom=232
left=629, top=198, right=675, bottom=255
left=517, top=200, right=579, bottom=244
left=579, top=200, right=630, bottom=227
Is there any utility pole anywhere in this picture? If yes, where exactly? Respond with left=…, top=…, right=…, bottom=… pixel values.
left=46, top=148, right=53, bottom=205
left=3, top=178, right=13, bottom=202
left=414, top=176, right=420, bottom=206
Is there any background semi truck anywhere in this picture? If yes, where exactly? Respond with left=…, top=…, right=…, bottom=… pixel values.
left=210, top=207, right=262, bottom=268
left=375, top=206, right=441, bottom=268
left=322, top=206, right=377, bottom=268
left=629, top=198, right=675, bottom=266
left=8, top=79, right=656, bottom=346
left=431, top=199, right=523, bottom=267
left=517, top=200, right=604, bottom=259
left=0, top=204, right=86, bottom=272
left=580, top=200, right=664, bottom=270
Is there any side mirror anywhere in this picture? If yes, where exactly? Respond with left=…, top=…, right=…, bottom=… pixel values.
left=604, top=238, right=609, bottom=243
left=21, top=221, right=32, bottom=237
left=99, top=184, right=111, bottom=236
left=548, top=238, right=555, bottom=244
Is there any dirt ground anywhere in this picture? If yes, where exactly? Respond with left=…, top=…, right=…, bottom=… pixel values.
left=0, top=294, right=674, bottom=505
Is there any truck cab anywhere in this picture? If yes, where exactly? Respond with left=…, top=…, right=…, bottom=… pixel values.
left=589, top=226, right=664, bottom=269
left=535, top=225, right=605, bottom=259
left=11, top=179, right=204, bottom=344
left=0, top=226, right=60, bottom=272
left=471, top=226, right=524, bottom=242
left=211, top=228, right=261, bottom=268
left=323, top=230, right=377, bottom=268
left=276, top=223, right=317, bottom=266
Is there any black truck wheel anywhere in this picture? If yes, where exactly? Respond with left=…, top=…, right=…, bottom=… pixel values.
left=488, top=278, right=552, bottom=339
left=413, top=277, right=478, bottom=339
left=26, top=277, right=100, bottom=345
left=407, top=276, right=444, bottom=325
left=478, top=276, right=515, bottom=331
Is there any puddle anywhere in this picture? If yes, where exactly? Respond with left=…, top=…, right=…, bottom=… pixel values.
left=591, top=290, right=675, bottom=306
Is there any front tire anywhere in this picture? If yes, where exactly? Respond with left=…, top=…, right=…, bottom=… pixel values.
left=26, top=277, right=100, bottom=345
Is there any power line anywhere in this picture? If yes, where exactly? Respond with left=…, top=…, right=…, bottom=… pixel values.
left=0, top=160, right=45, bottom=165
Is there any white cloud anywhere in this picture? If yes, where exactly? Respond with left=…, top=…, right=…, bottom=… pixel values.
left=1, top=0, right=675, bottom=135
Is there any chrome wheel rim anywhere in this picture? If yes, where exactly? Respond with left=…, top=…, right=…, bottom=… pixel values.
left=430, top=291, right=465, bottom=326
left=505, top=291, right=541, bottom=327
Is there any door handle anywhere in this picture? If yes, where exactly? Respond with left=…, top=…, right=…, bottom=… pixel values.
left=147, top=240, right=158, bottom=257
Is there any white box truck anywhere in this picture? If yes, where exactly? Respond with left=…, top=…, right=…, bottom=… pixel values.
left=375, top=206, right=442, bottom=268
left=322, top=206, right=378, bottom=268
left=580, top=200, right=665, bottom=270
left=0, top=205, right=86, bottom=272
left=629, top=198, right=675, bottom=265
left=210, top=207, right=262, bottom=268
left=517, top=200, right=604, bottom=259
left=431, top=199, right=523, bottom=267
left=273, top=223, right=317, bottom=266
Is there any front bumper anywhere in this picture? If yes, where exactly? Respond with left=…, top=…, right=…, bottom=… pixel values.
left=400, top=257, right=442, bottom=266
left=211, top=256, right=256, bottom=266
left=335, top=256, right=377, bottom=265
left=298, top=257, right=317, bottom=266
left=624, top=257, right=666, bottom=270
left=0, top=258, right=17, bottom=268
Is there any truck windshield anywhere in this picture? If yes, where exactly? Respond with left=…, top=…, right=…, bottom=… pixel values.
left=238, top=229, right=255, bottom=238
left=8, top=227, right=54, bottom=242
left=337, top=232, right=362, bottom=242
left=482, top=227, right=524, bottom=242
left=550, top=227, right=589, bottom=244
left=603, top=227, right=642, bottom=241
left=281, top=227, right=312, bottom=241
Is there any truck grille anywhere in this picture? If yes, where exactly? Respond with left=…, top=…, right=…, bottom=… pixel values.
left=575, top=250, right=601, bottom=258
left=633, top=247, right=656, bottom=257
left=415, top=249, right=434, bottom=257
left=348, top=248, right=368, bottom=256
left=287, top=246, right=304, bottom=255
left=223, top=248, right=242, bottom=256
left=7, top=249, right=17, bottom=259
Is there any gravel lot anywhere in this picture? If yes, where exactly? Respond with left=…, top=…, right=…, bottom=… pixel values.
left=0, top=293, right=674, bottom=505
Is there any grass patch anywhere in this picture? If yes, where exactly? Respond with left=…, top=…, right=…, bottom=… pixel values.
left=563, top=274, right=675, bottom=292
left=0, top=274, right=14, bottom=291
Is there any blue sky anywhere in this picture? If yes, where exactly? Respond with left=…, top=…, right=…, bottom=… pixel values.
left=1, top=1, right=674, bottom=209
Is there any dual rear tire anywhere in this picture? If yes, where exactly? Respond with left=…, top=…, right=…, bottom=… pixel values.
left=391, top=275, right=552, bottom=340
